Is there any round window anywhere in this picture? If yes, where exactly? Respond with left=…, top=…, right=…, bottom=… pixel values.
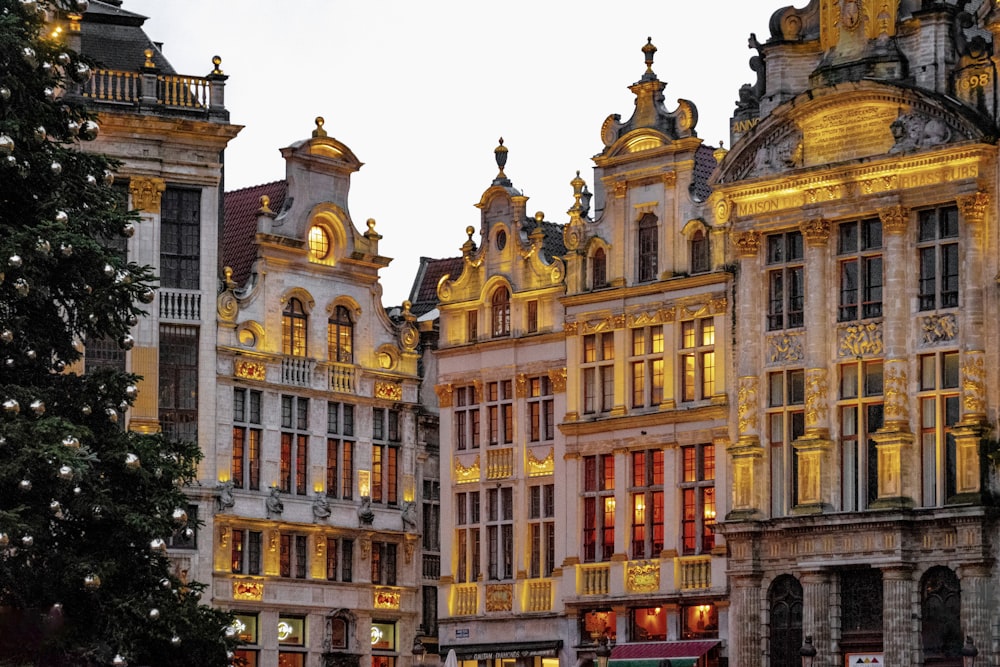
left=496, top=229, right=507, bottom=250
left=308, top=225, right=331, bottom=259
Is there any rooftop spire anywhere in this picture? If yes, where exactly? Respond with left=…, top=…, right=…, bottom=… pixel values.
left=642, top=37, right=658, bottom=81
left=493, top=137, right=511, bottom=186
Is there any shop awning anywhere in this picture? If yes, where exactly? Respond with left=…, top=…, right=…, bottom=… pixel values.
left=608, top=640, right=720, bottom=667
left=440, top=640, right=563, bottom=661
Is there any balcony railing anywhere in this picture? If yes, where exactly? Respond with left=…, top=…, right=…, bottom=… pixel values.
left=422, top=554, right=440, bottom=580
left=159, top=289, right=201, bottom=322
left=676, top=555, right=712, bottom=590
left=78, top=68, right=225, bottom=115
left=578, top=563, right=610, bottom=596
left=329, top=362, right=356, bottom=394
left=523, top=579, right=552, bottom=612
left=281, top=356, right=314, bottom=386
left=486, top=447, right=513, bottom=479
left=452, top=583, right=478, bottom=616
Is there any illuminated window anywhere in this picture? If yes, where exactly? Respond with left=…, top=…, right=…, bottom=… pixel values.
left=282, top=298, right=308, bottom=357
left=637, top=213, right=658, bottom=282
left=326, top=401, right=354, bottom=500
left=308, top=224, right=331, bottom=260
left=582, top=454, right=615, bottom=562
left=680, top=443, right=715, bottom=555
left=371, top=542, right=397, bottom=585
left=528, top=484, right=555, bottom=578
left=680, top=318, right=715, bottom=402
left=918, top=351, right=960, bottom=506
left=328, top=616, right=349, bottom=649
left=691, top=228, right=710, bottom=274
left=233, top=613, right=259, bottom=667
left=591, top=247, right=607, bottom=289
left=278, top=615, right=306, bottom=667
left=233, top=388, right=262, bottom=491
left=582, top=332, right=615, bottom=414
left=328, top=305, right=353, bottom=363
left=280, top=395, right=309, bottom=495
left=838, top=217, right=883, bottom=321
left=681, top=604, right=719, bottom=639
left=768, top=369, right=805, bottom=516
left=372, top=408, right=400, bottom=504
left=580, top=609, right=617, bottom=644
left=918, top=205, right=959, bottom=311
left=486, top=380, right=513, bottom=446
left=454, top=491, right=481, bottom=583
left=279, top=534, right=308, bottom=579
left=766, top=230, right=804, bottom=330
left=630, top=449, right=663, bottom=559
left=486, top=486, right=514, bottom=581
left=527, top=375, right=554, bottom=442
left=454, top=385, right=480, bottom=451
left=491, top=286, right=511, bottom=337
left=630, top=607, right=666, bottom=641
left=630, top=326, right=664, bottom=408
left=230, top=529, right=262, bottom=575
left=838, top=360, right=883, bottom=511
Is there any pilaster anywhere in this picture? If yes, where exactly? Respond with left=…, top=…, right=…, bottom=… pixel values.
left=869, top=428, right=916, bottom=508
left=959, top=563, right=992, bottom=667
left=801, top=570, right=833, bottom=667
left=729, top=572, right=763, bottom=667
left=881, top=566, right=915, bottom=667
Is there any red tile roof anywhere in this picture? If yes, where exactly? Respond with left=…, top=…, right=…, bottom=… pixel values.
left=609, top=640, right=719, bottom=660
left=223, top=181, right=288, bottom=287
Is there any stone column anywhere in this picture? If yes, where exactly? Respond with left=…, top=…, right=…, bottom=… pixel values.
left=801, top=570, right=833, bottom=667
left=881, top=566, right=915, bottom=667
left=729, top=572, right=763, bottom=667
left=960, top=563, right=992, bottom=666
left=731, top=231, right=766, bottom=518
left=957, top=192, right=988, bottom=352
left=795, top=219, right=833, bottom=512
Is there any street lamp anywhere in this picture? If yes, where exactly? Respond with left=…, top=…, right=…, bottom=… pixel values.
left=800, top=635, right=817, bottom=667
left=595, top=635, right=612, bottom=667
left=412, top=637, right=426, bottom=665
left=961, top=635, right=978, bottom=667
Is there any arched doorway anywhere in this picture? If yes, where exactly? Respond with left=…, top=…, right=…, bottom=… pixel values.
left=768, top=574, right=803, bottom=667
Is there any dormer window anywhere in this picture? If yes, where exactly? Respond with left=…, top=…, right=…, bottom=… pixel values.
left=308, top=224, right=331, bottom=260
left=592, top=247, right=607, bottom=289
left=637, top=213, right=658, bottom=283
left=491, top=286, right=511, bottom=338
left=496, top=229, right=507, bottom=251
left=691, top=229, right=710, bottom=274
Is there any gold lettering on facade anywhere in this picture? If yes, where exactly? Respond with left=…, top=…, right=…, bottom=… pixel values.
left=731, top=117, right=761, bottom=134
left=837, top=322, right=882, bottom=358
left=800, top=103, right=897, bottom=167
left=733, top=230, right=761, bottom=257
left=129, top=176, right=166, bottom=213
left=878, top=205, right=909, bottom=234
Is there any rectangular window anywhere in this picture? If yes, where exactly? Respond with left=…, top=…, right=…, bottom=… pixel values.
left=159, top=325, right=199, bottom=443
left=527, top=300, right=538, bottom=333
left=279, top=534, right=308, bottom=579
left=637, top=214, right=658, bottom=282
left=582, top=454, right=615, bottom=562
left=918, top=351, right=961, bottom=506
left=918, top=205, right=959, bottom=311
left=839, top=360, right=884, bottom=511
left=679, top=318, right=716, bottom=402
left=280, top=396, right=309, bottom=495
left=230, top=528, right=262, bottom=575
left=766, top=231, right=804, bottom=330
left=486, top=486, right=514, bottom=580
left=371, top=542, right=398, bottom=585
left=582, top=332, right=615, bottom=414
left=767, top=369, right=806, bottom=516
left=629, top=449, right=664, bottom=559
left=485, top=380, right=514, bottom=445
left=233, top=389, right=262, bottom=490
left=372, top=408, right=400, bottom=504
left=528, top=375, right=555, bottom=442
left=454, top=491, right=481, bottom=584
left=528, top=484, right=555, bottom=578
left=454, top=385, right=480, bottom=451
left=466, top=310, right=478, bottom=342
left=838, top=218, right=883, bottom=321
left=630, top=326, right=664, bottom=408
left=326, top=402, right=355, bottom=499
left=159, top=187, right=201, bottom=289
left=680, top=444, right=715, bottom=555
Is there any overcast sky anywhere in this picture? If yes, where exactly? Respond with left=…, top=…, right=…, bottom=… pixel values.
left=124, top=0, right=781, bottom=305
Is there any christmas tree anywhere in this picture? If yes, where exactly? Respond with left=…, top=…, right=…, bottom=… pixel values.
left=0, top=1, right=236, bottom=664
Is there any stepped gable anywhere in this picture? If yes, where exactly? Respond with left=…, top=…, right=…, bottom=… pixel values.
left=223, top=180, right=288, bottom=287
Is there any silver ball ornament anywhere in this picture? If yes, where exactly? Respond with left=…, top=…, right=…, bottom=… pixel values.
left=170, top=635, right=181, bottom=647
left=22, top=47, right=37, bottom=67
left=0, top=135, right=13, bottom=155
left=103, top=169, right=114, bottom=186
left=53, top=360, right=66, bottom=373
left=73, top=486, right=81, bottom=495
left=36, top=239, right=51, bottom=255
left=139, top=288, right=155, bottom=304
left=54, top=210, right=68, bottom=224
left=49, top=500, right=61, bottom=513
left=20, top=0, right=37, bottom=14
left=0, top=87, right=9, bottom=101
left=66, top=120, right=79, bottom=136
left=1, top=330, right=11, bottom=343
left=125, top=452, right=140, bottom=469
left=50, top=161, right=62, bottom=175
left=14, top=279, right=29, bottom=297
left=81, top=405, right=91, bottom=416
left=30, top=399, right=44, bottom=415
left=85, top=174, right=96, bottom=186
left=160, top=578, right=171, bottom=590
left=122, top=222, right=135, bottom=238
left=58, top=465, right=73, bottom=480
left=224, top=625, right=236, bottom=638
left=149, top=537, right=167, bottom=553
left=106, top=408, right=118, bottom=424
left=75, top=0, right=89, bottom=11
left=57, top=52, right=71, bottom=66
left=25, top=349, right=36, bottom=361
left=111, top=654, right=127, bottom=667
left=79, top=120, right=99, bottom=141
left=148, top=608, right=160, bottom=620
left=83, top=573, right=101, bottom=589
left=103, top=263, right=114, bottom=277
left=19, top=479, right=31, bottom=492
left=171, top=507, right=188, bottom=524
left=74, top=62, right=91, bottom=83
left=21, top=535, right=33, bottom=547
left=43, top=87, right=54, bottom=101
left=60, top=243, right=73, bottom=257
left=0, top=533, right=7, bottom=547
left=34, top=126, right=46, bottom=142
left=3, top=399, right=19, bottom=413
left=124, top=385, right=138, bottom=399
left=8, top=255, right=22, bottom=268
left=119, top=334, right=135, bottom=351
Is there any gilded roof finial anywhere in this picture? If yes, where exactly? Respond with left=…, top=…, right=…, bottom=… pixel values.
left=713, top=140, right=728, bottom=164
left=258, top=194, right=272, bottom=214
left=495, top=137, right=508, bottom=179
left=313, top=116, right=327, bottom=138
left=143, top=48, right=155, bottom=69
left=211, top=55, right=223, bottom=75
left=642, top=37, right=657, bottom=78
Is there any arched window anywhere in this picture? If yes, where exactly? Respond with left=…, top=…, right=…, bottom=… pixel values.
left=282, top=298, right=308, bottom=357
left=491, top=286, right=510, bottom=338
left=691, top=229, right=710, bottom=274
left=592, top=247, right=607, bottom=289
left=922, top=566, right=962, bottom=664
left=768, top=575, right=803, bottom=667
left=328, top=305, right=354, bottom=364
left=308, top=224, right=331, bottom=260
left=637, top=213, right=658, bottom=282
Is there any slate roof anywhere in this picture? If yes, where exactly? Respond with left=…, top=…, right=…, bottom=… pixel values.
left=80, top=1, right=177, bottom=74
left=407, top=256, right=463, bottom=317
left=538, top=219, right=566, bottom=259
left=222, top=181, right=289, bottom=288
left=689, top=143, right=718, bottom=203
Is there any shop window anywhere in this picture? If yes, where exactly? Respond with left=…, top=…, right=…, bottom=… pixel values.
left=580, top=609, right=617, bottom=644
left=630, top=607, right=666, bottom=642
left=278, top=615, right=306, bottom=667
left=681, top=604, right=718, bottom=639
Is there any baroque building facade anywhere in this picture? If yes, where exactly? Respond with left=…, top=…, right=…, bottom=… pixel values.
left=713, top=1, right=1000, bottom=666
left=434, top=44, right=731, bottom=667
left=214, top=120, right=439, bottom=667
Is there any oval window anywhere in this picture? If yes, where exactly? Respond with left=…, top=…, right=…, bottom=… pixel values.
left=496, top=229, right=507, bottom=251
left=308, top=225, right=331, bottom=259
